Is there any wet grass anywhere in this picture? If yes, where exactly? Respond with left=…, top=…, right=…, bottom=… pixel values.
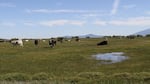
left=0, top=37, right=150, bottom=83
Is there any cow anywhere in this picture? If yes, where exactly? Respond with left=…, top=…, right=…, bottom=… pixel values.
left=34, top=40, right=39, bottom=46
left=97, top=41, right=108, bottom=46
left=97, top=38, right=108, bottom=46
left=10, top=39, right=23, bottom=46
left=75, top=38, right=80, bottom=42
left=49, top=39, right=56, bottom=48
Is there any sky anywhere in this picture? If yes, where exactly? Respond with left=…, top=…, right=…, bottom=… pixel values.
left=0, top=0, right=150, bottom=38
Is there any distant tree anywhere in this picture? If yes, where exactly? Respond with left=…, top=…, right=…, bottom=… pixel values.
left=51, top=37, right=55, bottom=39
left=136, top=35, right=143, bottom=37
left=57, top=37, right=64, bottom=43
left=71, top=36, right=78, bottom=39
left=11, top=38, right=19, bottom=40
left=146, top=34, right=150, bottom=37
left=74, top=36, right=79, bottom=39
left=126, top=35, right=136, bottom=39
left=86, top=36, right=90, bottom=39
left=104, top=36, right=112, bottom=38
left=112, top=35, right=125, bottom=39
left=0, top=39, right=4, bottom=42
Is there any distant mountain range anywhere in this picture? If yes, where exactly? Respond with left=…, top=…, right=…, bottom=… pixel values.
left=79, top=34, right=102, bottom=38
left=64, top=34, right=102, bottom=38
left=134, top=28, right=150, bottom=36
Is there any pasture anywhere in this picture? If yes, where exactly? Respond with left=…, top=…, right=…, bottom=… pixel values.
left=0, top=37, right=150, bottom=83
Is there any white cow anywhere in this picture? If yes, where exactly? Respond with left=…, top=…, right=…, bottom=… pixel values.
left=11, top=39, right=23, bottom=46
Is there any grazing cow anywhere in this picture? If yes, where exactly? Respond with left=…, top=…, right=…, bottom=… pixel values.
left=97, top=41, right=108, bottom=46
left=11, top=39, right=23, bottom=46
left=25, top=40, right=29, bottom=42
left=42, top=40, right=46, bottom=42
left=53, top=40, right=57, bottom=46
left=75, top=38, right=80, bottom=42
left=67, top=40, right=71, bottom=42
left=34, top=40, right=39, bottom=46
left=49, top=39, right=56, bottom=48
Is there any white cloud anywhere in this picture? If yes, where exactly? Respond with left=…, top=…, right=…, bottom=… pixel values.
left=69, top=20, right=86, bottom=26
left=26, top=9, right=102, bottom=14
left=93, top=21, right=107, bottom=26
left=94, top=17, right=150, bottom=26
left=0, top=3, right=16, bottom=7
left=0, top=22, right=16, bottom=27
left=39, top=20, right=85, bottom=27
left=40, top=20, right=68, bottom=27
left=109, top=17, right=150, bottom=26
left=26, top=9, right=50, bottom=13
left=123, top=4, right=136, bottom=9
left=111, top=0, right=120, bottom=15
left=23, top=22, right=35, bottom=26
left=82, top=14, right=99, bottom=17
left=81, top=13, right=107, bottom=18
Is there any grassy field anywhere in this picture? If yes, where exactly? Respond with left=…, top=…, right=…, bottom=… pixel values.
left=0, top=37, right=150, bottom=83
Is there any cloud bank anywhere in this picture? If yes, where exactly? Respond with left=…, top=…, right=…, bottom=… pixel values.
left=26, top=9, right=102, bottom=14
left=39, top=20, right=86, bottom=27
left=0, top=22, right=16, bottom=27
left=95, top=17, right=150, bottom=26
left=123, top=4, right=136, bottom=9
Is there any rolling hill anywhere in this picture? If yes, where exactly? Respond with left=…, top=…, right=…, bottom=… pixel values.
left=134, top=28, right=150, bottom=36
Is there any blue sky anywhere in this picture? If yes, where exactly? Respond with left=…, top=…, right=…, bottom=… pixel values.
left=0, top=0, right=150, bottom=38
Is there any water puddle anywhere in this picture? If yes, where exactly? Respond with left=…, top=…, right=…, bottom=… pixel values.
left=92, top=52, right=128, bottom=64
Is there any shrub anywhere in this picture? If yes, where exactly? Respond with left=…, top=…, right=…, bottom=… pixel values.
left=77, top=72, right=105, bottom=80
left=2, top=73, right=31, bottom=81
left=112, top=72, right=132, bottom=80
left=32, top=72, right=49, bottom=80
left=133, top=72, right=150, bottom=81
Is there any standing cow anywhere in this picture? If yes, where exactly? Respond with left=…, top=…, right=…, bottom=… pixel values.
left=49, top=39, right=56, bottom=48
left=34, top=40, right=39, bottom=46
left=10, top=39, right=23, bottom=46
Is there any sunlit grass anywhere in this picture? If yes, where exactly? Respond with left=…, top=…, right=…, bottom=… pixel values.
left=0, top=37, right=150, bottom=83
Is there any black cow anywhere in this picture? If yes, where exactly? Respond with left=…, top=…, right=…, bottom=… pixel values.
left=97, top=41, right=108, bottom=46
left=34, top=40, right=38, bottom=46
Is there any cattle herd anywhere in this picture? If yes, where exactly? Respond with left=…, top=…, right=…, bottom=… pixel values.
left=0, top=37, right=108, bottom=47
left=1, top=35, right=147, bottom=48
left=9, top=39, right=58, bottom=48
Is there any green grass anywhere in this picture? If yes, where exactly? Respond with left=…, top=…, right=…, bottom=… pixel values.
left=0, top=37, right=150, bottom=83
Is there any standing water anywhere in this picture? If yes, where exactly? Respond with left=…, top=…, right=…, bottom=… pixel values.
left=92, top=52, right=128, bottom=64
